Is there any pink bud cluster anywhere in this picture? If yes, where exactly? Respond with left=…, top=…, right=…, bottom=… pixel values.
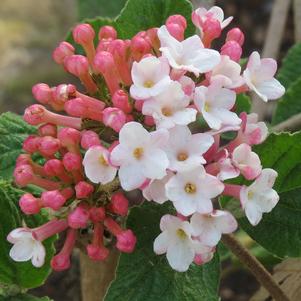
left=8, top=5, right=285, bottom=272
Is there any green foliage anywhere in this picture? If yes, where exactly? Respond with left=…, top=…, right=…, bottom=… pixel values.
left=0, top=112, right=36, bottom=179
left=0, top=181, right=56, bottom=290
left=222, top=132, right=301, bottom=257
left=105, top=202, right=220, bottom=301
left=235, top=93, right=251, bottom=115
left=277, top=43, right=301, bottom=90
left=1, top=294, right=52, bottom=301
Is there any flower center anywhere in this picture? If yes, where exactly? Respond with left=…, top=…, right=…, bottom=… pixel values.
left=98, top=155, right=108, bottom=166
left=247, top=190, right=254, bottom=199
left=133, top=147, right=144, bottom=159
left=204, top=103, right=211, bottom=112
left=177, top=152, right=188, bottom=161
left=143, top=80, right=154, bottom=88
left=176, top=228, right=187, bottom=239
left=185, top=183, right=196, bottom=194
left=162, top=107, right=173, bottom=117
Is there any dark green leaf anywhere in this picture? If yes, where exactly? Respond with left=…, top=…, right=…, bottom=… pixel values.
left=235, top=93, right=251, bottom=115
left=105, top=202, right=220, bottom=301
left=0, top=181, right=56, bottom=289
left=221, top=132, right=301, bottom=257
left=0, top=112, right=36, bottom=179
left=1, top=294, right=52, bottom=301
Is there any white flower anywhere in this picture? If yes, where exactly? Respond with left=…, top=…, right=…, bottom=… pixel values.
left=7, top=228, right=45, bottom=268
left=110, top=122, right=169, bottom=191
left=158, top=25, right=220, bottom=75
left=143, top=171, right=174, bottom=204
left=217, top=150, right=239, bottom=180
left=178, top=75, right=195, bottom=97
left=192, top=6, right=233, bottom=37
left=191, top=210, right=237, bottom=246
left=240, top=168, right=279, bottom=226
left=194, top=80, right=241, bottom=130
left=164, top=125, right=214, bottom=172
left=243, top=51, right=285, bottom=102
left=142, top=81, right=197, bottom=129
left=83, top=146, right=117, bottom=184
left=154, top=214, right=208, bottom=272
left=166, top=166, right=224, bottom=216
left=210, top=55, right=244, bottom=88
left=130, top=56, right=171, bottom=100
left=232, top=143, right=262, bottom=180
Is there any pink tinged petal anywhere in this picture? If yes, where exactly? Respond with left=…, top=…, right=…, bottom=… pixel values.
left=166, top=240, right=194, bottom=272
left=9, top=240, right=34, bottom=262
left=118, top=122, right=150, bottom=147
left=254, top=168, right=278, bottom=191
left=218, top=158, right=239, bottom=181
left=255, top=78, right=285, bottom=100
left=247, top=51, right=261, bottom=72
left=200, top=174, right=224, bottom=199
left=7, top=228, right=31, bottom=243
left=150, top=128, right=169, bottom=148
left=256, top=58, right=277, bottom=81
left=171, top=108, right=197, bottom=126
left=245, top=202, right=263, bottom=226
left=173, top=198, right=198, bottom=216
left=202, top=110, right=222, bottom=130
left=221, top=16, right=233, bottom=28
left=190, top=133, right=214, bottom=155
left=211, top=87, right=236, bottom=109
left=118, top=163, right=146, bottom=191
left=110, top=144, right=130, bottom=166
left=159, top=214, right=183, bottom=231
left=153, top=231, right=170, bottom=255
left=213, top=210, right=238, bottom=234
left=195, top=197, right=214, bottom=215
left=254, top=190, right=279, bottom=213
left=31, top=241, right=46, bottom=267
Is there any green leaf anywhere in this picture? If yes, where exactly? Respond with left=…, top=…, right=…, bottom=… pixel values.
left=105, top=202, right=220, bottom=301
left=0, top=181, right=56, bottom=289
left=0, top=112, right=36, bottom=179
left=235, top=93, right=251, bottom=115
left=272, top=77, right=301, bottom=125
left=115, top=0, right=195, bottom=39
left=222, top=132, right=301, bottom=257
left=277, top=43, right=301, bottom=90
left=1, top=294, right=52, bottom=301
left=77, top=0, right=127, bottom=19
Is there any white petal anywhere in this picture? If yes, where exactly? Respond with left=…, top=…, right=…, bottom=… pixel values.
left=245, top=202, right=263, bottom=226
left=118, top=163, right=146, bottom=191
left=31, top=241, right=46, bottom=267
left=7, top=228, right=32, bottom=243
left=9, top=240, right=34, bottom=262
left=154, top=231, right=170, bottom=255
left=142, top=149, right=169, bottom=179
left=255, top=78, right=285, bottom=100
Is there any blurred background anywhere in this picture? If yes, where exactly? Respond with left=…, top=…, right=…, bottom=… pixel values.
left=0, top=0, right=296, bottom=300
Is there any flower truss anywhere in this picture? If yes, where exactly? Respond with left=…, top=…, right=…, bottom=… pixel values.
left=8, top=5, right=284, bottom=273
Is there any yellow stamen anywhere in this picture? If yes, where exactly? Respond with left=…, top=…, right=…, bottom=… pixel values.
left=99, top=155, right=108, bottom=166
left=185, top=183, right=197, bottom=194
left=133, top=147, right=144, bottom=159
left=248, top=190, right=254, bottom=199
left=176, top=228, right=187, bottom=239
left=177, top=152, right=188, bottom=161
left=143, top=80, right=154, bottom=88
left=204, top=103, right=211, bottom=112
left=162, top=107, right=173, bottom=116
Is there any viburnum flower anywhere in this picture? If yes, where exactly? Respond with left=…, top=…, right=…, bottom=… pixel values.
left=194, top=79, right=241, bottom=130
left=142, top=81, right=197, bottom=129
left=110, top=122, right=169, bottom=190
left=130, top=56, right=171, bottom=99
left=163, top=125, right=214, bottom=172
left=191, top=210, right=238, bottom=246
left=158, top=25, right=221, bottom=75
left=83, top=146, right=117, bottom=184
left=240, top=169, right=279, bottom=226
left=243, top=51, right=285, bottom=102
left=165, top=166, right=224, bottom=216
left=154, top=214, right=212, bottom=272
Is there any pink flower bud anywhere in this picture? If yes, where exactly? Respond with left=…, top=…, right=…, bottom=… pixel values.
left=16, top=154, right=31, bottom=166
left=75, top=181, right=94, bottom=198
left=52, top=41, right=75, bottom=65
left=221, top=41, right=242, bottom=62
left=116, top=230, right=137, bottom=253
left=166, top=15, right=187, bottom=29
left=81, top=130, right=101, bottom=149
left=38, top=124, right=57, bottom=137
left=131, top=36, right=152, bottom=61
left=166, top=23, right=184, bottom=41
left=112, top=90, right=132, bottom=113
left=202, top=18, right=222, bottom=47
left=73, top=23, right=95, bottom=45
left=146, top=28, right=160, bottom=50
left=63, top=152, right=82, bottom=171
left=23, top=136, right=41, bottom=153
left=19, top=193, right=41, bottom=215
left=109, top=192, right=128, bottom=216
left=226, top=27, right=245, bottom=46
left=53, top=84, right=76, bottom=105
left=134, top=100, right=143, bottom=111
left=68, top=206, right=89, bottom=229
left=32, top=83, right=53, bottom=105
left=89, top=207, right=106, bottom=223
left=51, top=253, right=71, bottom=272
left=144, top=116, right=155, bottom=127
left=64, top=55, right=89, bottom=77
left=58, top=127, right=81, bottom=150
left=102, top=107, right=126, bottom=132
left=44, top=159, right=64, bottom=176
left=41, top=190, right=67, bottom=210
left=98, top=25, right=117, bottom=40
left=38, top=136, right=61, bottom=157
left=86, top=244, right=109, bottom=261
left=126, top=114, right=134, bottom=122
left=14, top=164, right=34, bottom=187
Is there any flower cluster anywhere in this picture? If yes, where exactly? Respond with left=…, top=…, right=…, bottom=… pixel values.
left=8, top=5, right=284, bottom=272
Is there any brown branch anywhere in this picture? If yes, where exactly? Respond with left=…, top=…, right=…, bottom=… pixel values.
left=80, top=249, right=120, bottom=301
left=251, top=0, right=291, bottom=120
left=294, top=0, right=301, bottom=42
left=272, top=112, right=301, bottom=132
left=222, top=234, right=290, bottom=301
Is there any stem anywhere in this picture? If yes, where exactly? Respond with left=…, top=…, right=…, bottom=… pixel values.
left=294, top=0, right=301, bottom=42
left=80, top=249, right=120, bottom=301
left=272, top=112, right=301, bottom=132
left=221, top=234, right=290, bottom=301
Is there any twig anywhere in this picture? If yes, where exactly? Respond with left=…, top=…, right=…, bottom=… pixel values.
left=294, top=0, right=301, bottom=42
left=272, top=112, right=301, bottom=132
left=222, top=234, right=290, bottom=301
left=251, top=0, right=291, bottom=120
